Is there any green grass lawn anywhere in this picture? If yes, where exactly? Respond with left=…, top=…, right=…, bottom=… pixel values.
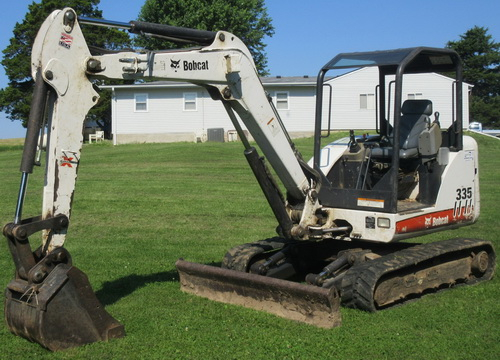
left=0, top=133, right=498, bottom=359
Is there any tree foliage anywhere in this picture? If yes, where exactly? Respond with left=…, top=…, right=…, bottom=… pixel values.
left=447, top=26, right=500, bottom=128
left=0, top=0, right=131, bottom=130
left=136, top=0, right=274, bottom=75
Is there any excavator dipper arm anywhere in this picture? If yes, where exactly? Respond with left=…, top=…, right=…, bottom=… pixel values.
left=3, top=9, right=124, bottom=351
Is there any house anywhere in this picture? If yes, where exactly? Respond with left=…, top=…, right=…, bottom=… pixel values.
left=327, top=67, right=472, bottom=131
left=102, top=76, right=318, bottom=144
left=101, top=68, right=471, bottom=145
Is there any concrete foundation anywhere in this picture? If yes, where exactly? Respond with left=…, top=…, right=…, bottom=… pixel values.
left=113, top=131, right=315, bottom=145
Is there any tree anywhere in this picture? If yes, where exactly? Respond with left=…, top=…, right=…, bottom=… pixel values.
left=0, top=0, right=131, bottom=133
left=135, top=0, right=274, bottom=75
left=447, top=26, right=500, bottom=128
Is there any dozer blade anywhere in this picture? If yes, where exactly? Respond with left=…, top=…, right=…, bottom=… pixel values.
left=176, top=259, right=341, bottom=328
left=4, top=263, right=125, bottom=351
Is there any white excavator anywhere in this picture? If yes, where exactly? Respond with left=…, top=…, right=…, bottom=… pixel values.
left=3, top=8, right=495, bottom=351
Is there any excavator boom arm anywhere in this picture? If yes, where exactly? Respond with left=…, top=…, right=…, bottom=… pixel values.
left=29, top=8, right=315, bottom=252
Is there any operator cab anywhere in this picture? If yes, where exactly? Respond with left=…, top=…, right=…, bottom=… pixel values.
left=313, top=47, right=464, bottom=213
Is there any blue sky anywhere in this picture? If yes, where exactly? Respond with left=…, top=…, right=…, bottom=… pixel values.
left=1, top=0, right=499, bottom=139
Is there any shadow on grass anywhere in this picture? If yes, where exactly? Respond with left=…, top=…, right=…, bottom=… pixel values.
left=95, top=270, right=179, bottom=306
left=95, top=262, right=222, bottom=306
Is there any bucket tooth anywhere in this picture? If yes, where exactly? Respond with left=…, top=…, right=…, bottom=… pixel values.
left=4, top=263, right=125, bottom=351
left=176, top=259, right=341, bottom=328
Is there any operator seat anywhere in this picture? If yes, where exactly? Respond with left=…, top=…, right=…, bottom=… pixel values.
left=372, top=99, right=433, bottom=159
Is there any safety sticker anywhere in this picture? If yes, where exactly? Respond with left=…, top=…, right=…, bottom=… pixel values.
left=464, top=150, right=474, bottom=161
left=357, top=198, right=384, bottom=208
left=59, top=33, right=73, bottom=49
left=267, top=117, right=280, bottom=136
left=60, top=150, right=79, bottom=168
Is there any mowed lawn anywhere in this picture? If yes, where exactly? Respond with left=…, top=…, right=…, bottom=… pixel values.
left=0, top=133, right=498, bottom=359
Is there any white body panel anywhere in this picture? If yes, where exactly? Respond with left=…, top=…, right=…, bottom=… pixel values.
left=316, top=135, right=479, bottom=243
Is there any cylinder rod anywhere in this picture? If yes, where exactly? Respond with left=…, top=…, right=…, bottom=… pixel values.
left=14, top=173, right=29, bottom=225
left=78, top=16, right=132, bottom=30
left=78, top=16, right=216, bottom=45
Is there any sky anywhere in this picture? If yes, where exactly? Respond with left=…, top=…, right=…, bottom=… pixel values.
left=1, top=0, right=499, bottom=139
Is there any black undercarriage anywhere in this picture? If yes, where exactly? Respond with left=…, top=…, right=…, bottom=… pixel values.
left=222, top=237, right=495, bottom=311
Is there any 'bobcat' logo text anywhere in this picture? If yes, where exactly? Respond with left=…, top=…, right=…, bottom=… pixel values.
left=183, top=60, right=209, bottom=71
left=170, top=59, right=209, bottom=72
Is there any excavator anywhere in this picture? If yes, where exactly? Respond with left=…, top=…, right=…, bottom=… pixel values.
left=3, top=8, right=495, bottom=351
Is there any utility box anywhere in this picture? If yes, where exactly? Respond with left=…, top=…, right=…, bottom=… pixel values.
left=207, top=128, right=225, bottom=142
left=227, top=130, right=238, bottom=142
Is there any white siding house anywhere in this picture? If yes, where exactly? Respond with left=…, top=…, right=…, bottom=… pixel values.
left=104, top=76, right=318, bottom=144
left=326, top=67, right=472, bottom=131
left=102, top=69, right=471, bottom=144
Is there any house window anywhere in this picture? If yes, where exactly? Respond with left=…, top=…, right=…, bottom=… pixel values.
left=360, top=93, right=375, bottom=109
left=184, top=92, right=197, bottom=111
left=407, top=93, right=423, bottom=100
left=275, top=91, right=289, bottom=110
left=134, top=93, right=148, bottom=112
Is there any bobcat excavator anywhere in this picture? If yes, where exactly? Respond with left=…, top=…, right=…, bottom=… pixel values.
left=3, top=8, right=495, bottom=351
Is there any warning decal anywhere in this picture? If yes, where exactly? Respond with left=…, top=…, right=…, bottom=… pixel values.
left=267, top=117, right=280, bottom=136
left=59, top=150, right=79, bottom=168
left=357, top=198, right=384, bottom=208
left=59, top=33, right=73, bottom=49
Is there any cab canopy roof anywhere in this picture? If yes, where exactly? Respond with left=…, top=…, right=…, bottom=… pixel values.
left=323, top=47, right=461, bottom=74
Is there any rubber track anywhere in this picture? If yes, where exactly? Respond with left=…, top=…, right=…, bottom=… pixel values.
left=341, top=238, right=496, bottom=312
left=221, top=238, right=287, bottom=272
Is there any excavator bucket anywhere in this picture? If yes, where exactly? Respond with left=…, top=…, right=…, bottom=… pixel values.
left=176, top=259, right=341, bottom=328
left=4, top=263, right=125, bottom=351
